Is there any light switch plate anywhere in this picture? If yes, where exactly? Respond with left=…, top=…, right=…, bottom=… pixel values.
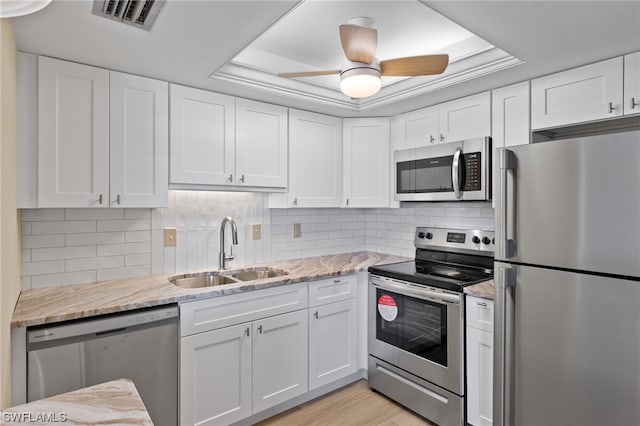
left=293, top=223, right=302, bottom=238
left=252, top=224, right=262, bottom=240
left=164, top=228, right=177, bottom=247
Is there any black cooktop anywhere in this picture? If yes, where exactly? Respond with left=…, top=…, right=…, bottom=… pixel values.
left=368, top=255, right=493, bottom=293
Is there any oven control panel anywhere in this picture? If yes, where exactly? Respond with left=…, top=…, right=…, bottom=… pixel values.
left=415, top=227, right=495, bottom=254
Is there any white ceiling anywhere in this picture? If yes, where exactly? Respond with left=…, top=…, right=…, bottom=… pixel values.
left=11, top=0, right=640, bottom=117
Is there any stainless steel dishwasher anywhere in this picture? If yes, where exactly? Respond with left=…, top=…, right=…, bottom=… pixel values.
left=26, top=305, right=178, bottom=425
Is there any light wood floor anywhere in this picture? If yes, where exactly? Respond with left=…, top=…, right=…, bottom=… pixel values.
left=255, top=380, right=436, bottom=426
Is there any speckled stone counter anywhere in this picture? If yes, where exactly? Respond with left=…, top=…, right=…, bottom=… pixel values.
left=464, top=279, right=494, bottom=300
left=12, top=251, right=410, bottom=328
left=0, top=379, right=151, bottom=425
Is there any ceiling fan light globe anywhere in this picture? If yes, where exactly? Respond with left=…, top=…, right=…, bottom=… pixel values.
left=340, top=68, right=381, bottom=99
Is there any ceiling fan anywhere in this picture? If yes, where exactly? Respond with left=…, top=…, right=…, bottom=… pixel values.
left=278, top=17, right=449, bottom=99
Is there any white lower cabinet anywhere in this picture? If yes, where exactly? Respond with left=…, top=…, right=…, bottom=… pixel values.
left=308, top=298, right=358, bottom=390
left=466, top=296, right=494, bottom=426
left=180, top=323, right=252, bottom=426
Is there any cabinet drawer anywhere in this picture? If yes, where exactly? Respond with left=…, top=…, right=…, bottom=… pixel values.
left=466, top=296, right=494, bottom=332
left=180, top=282, right=308, bottom=336
left=308, top=275, right=356, bottom=307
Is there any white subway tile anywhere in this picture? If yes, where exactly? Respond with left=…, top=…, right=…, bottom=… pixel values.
left=21, top=222, right=32, bottom=235
left=64, top=209, right=124, bottom=221
left=163, top=247, right=176, bottom=274
left=97, top=265, right=151, bottom=282
left=21, top=249, right=31, bottom=263
left=32, top=246, right=97, bottom=262
left=462, top=217, right=495, bottom=230
left=125, top=209, right=152, bottom=219
left=22, top=276, right=32, bottom=290
left=97, top=242, right=151, bottom=256
left=22, top=260, right=65, bottom=276
left=126, top=253, right=152, bottom=266
left=32, top=221, right=96, bottom=235
left=151, top=209, right=164, bottom=230
left=31, top=271, right=96, bottom=289
left=125, top=230, right=152, bottom=243
left=430, top=216, right=463, bottom=227
left=22, top=234, right=65, bottom=249
left=482, top=208, right=495, bottom=218
left=97, top=219, right=151, bottom=232
left=445, top=207, right=482, bottom=218
left=66, top=256, right=125, bottom=272
left=66, top=232, right=125, bottom=246
left=151, top=230, right=164, bottom=275
left=21, top=209, right=65, bottom=222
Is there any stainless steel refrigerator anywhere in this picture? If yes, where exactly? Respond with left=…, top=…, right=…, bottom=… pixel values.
left=493, top=129, right=640, bottom=426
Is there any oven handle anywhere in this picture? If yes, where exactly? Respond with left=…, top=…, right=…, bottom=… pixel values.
left=452, top=147, right=463, bottom=199
left=370, top=276, right=461, bottom=305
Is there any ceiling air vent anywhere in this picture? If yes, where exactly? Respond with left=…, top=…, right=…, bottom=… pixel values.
left=92, top=0, right=165, bottom=31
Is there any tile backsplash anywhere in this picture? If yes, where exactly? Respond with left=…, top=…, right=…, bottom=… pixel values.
left=20, top=191, right=494, bottom=290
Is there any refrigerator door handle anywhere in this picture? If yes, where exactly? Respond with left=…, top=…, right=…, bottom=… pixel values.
left=499, top=149, right=517, bottom=258
left=495, top=266, right=516, bottom=426
left=452, top=147, right=463, bottom=199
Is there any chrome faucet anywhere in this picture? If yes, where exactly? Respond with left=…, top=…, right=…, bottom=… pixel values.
left=219, top=216, right=238, bottom=269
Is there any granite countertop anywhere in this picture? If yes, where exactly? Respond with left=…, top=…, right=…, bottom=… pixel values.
left=464, top=279, right=494, bottom=300
left=12, top=251, right=410, bottom=328
left=0, top=379, right=152, bottom=425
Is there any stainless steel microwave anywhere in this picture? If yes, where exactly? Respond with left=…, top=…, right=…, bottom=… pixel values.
left=394, top=137, right=491, bottom=202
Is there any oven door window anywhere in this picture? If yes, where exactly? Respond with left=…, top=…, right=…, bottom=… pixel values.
left=396, top=155, right=454, bottom=194
left=376, top=288, right=448, bottom=367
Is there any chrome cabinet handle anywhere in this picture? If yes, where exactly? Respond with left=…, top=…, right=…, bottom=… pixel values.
left=452, top=147, right=463, bottom=199
left=430, top=135, right=435, bottom=144
left=227, top=174, right=233, bottom=183
left=477, top=301, right=488, bottom=307
left=245, top=327, right=250, bottom=337
left=313, top=311, right=318, bottom=319
left=257, top=325, right=263, bottom=334
left=115, top=194, right=121, bottom=205
left=499, top=149, right=517, bottom=259
left=239, top=174, right=245, bottom=183
left=608, top=102, right=615, bottom=113
left=333, top=279, right=341, bottom=284
left=292, top=198, right=298, bottom=206
left=98, top=194, right=103, bottom=205
left=439, top=133, right=445, bottom=143
left=632, top=97, right=639, bottom=110
left=346, top=198, right=349, bottom=206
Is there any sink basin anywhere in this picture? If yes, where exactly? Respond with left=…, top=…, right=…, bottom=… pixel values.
left=231, top=267, right=289, bottom=281
left=169, top=272, right=238, bottom=289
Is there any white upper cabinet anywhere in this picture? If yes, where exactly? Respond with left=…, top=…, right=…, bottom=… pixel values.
left=438, top=91, right=491, bottom=143
left=271, top=109, right=342, bottom=208
left=38, top=56, right=110, bottom=207
left=391, top=92, right=491, bottom=151
left=235, top=98, right=287, bottom=188
left=169, top=84, right=236, bottom=186
left=342, top=118, right=390, bottom=208
left=110, top=72, right=168, bottom=207
left=492, top=81, right=530, bottom=149
left=33, top=56, right=168, bottom=208
left=531, top=57, right=624, bottom=129
left=624, top=51, right=640, bottom=116
left=391, top=105, right=438, bottom=150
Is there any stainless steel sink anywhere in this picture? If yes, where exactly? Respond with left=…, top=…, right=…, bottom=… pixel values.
left=169, top=272, right=238, bottom=289
left=231, top=267, right=289, bottom=281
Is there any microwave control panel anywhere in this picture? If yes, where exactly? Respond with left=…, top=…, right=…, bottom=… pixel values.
left=462, top=152, right=481, bottom=190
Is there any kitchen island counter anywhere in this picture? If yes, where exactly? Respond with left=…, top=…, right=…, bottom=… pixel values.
left=12, top=251, right=409, bottom=328
left=0, top=379, right=151, bottom=425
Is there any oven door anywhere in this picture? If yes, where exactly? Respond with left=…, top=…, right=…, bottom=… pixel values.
left=394, top=137, right=491, bottom=202
left=368, top=274, right=464, bottom=395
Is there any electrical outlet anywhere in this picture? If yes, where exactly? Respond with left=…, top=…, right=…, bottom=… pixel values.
left=164, top=228, right=177, bottom=247
left=293, top=223, right=302, bottom=238
left=252, top=224, right=262, bottom=240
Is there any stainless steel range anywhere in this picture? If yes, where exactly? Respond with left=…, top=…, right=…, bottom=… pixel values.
left=368, top=227, right=494, bottom=426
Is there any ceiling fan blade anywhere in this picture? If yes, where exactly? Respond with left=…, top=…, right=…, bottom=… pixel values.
left=339, top=24, right=377, bottom=64
left=278, top=70, right=341, bottom=78
left=380, top=54, right=449, bottom=76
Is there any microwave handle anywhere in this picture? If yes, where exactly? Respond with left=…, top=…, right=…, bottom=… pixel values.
left=452, top=147, right=463, bottom=199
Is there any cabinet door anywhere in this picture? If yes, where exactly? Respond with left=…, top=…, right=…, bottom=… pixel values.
left=288, top=109, right=342, bottom=207
left=253, top=310, right=308, bottom=413
left=466, top=327, right=493, bottom=426
left=169, top=84, right=235, bottom=185
left=343, top=118, right=390, bottom=208
left=531, top=57, right=623, bottom=129
left=180, top=323, right=252, bottom=426
left=38, top=56, right=109, bottom=207
left=438, top=92, right=491, bottom=143
left=308, top=298, right=358, bottom=390
left=110, top=72, right=168, bottom=207
left=391, top=105, right=438, bottom=150
left=235, top=98, right=287, bottom=188
left=624, top=52, right=640, bottom=116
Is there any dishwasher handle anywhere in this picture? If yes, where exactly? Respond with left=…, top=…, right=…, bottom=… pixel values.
left=27, top=305, right=179, bottom=346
